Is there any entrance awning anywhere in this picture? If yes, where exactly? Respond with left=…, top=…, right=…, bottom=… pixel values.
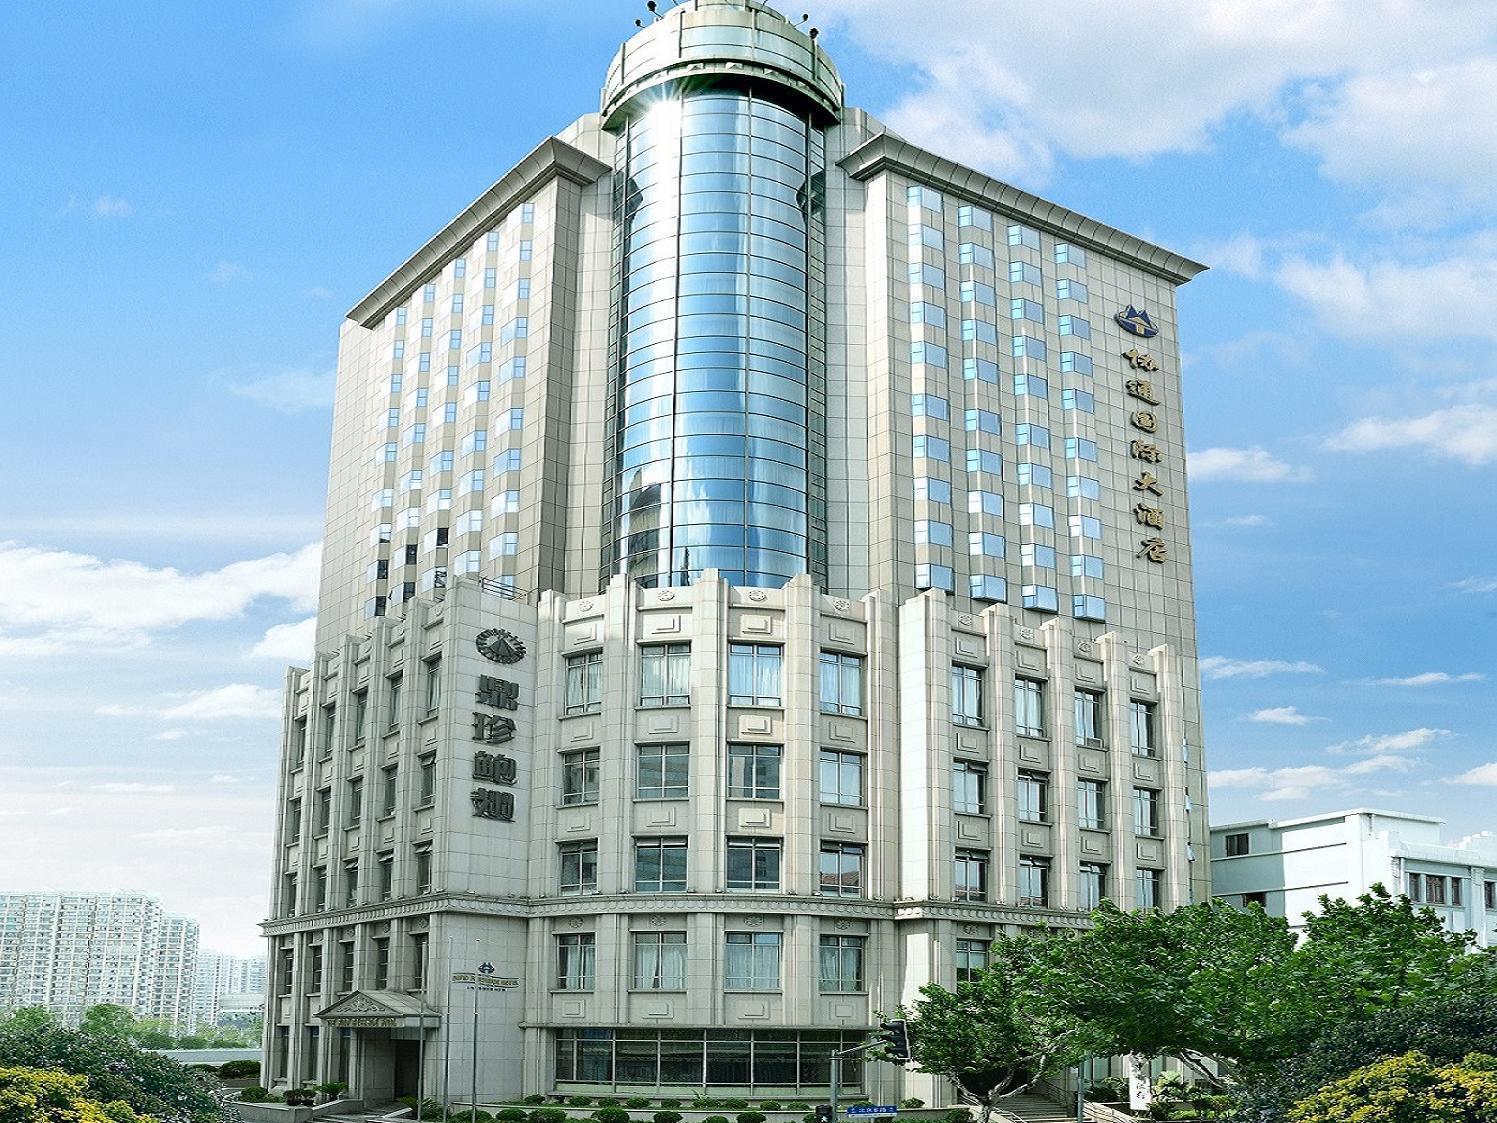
left=315, top=990, right=442, bottom=1029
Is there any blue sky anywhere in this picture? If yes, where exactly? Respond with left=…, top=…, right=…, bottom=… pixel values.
left=3, top=1, right=1495, bottom=954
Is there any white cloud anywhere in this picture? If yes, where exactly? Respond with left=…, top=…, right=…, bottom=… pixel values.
left=228, top=367, right=335, bottom=413
left=1452, top=577, right=1497, bottom=594
left=91, top=782, right=175, bottom=794
left=1329, top=727, right=1451, bottom=755
left=210, top=260, right=251, bottom=285
left=160, top=684, right=281, bottom=721
left=1326, top=405, right=1497, bottom=466
left=1248, top=706, right=1320, bottom=725
left=1453, top=763, right=1497, bottom=787
left=817, top=0, right=1497, bottom=191
left=1212, top=754, right=1414, bottom=801
left=1209, top=767, right=1271, bottom=789
left=1201, top=657, right=1324, bottom=680
left=1220, top=514, right=1271, bottom=528
left=1286, top=57, right=1497, bottom=206
left=1278, top=253, right=1497, bottom=343
left=1344, top=754, right=1418, bottom=776
left=0, top=541, right=319, bottom=657
left=1359, top=671, right=1485, bottom=687
left=1189, top=446, right=1307, bottom=483
left=250, top=617, right=317, bottom=662
left=91, top=195, right=133, bottom=218
left=301, top=286, right=333, bottom=300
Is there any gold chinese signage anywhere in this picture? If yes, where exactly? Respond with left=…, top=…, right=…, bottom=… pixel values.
left=1121, top=341, right=1169, bottom=564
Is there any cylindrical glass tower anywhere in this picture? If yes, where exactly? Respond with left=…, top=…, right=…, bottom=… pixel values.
left=599, top=0, right=840, bottom=589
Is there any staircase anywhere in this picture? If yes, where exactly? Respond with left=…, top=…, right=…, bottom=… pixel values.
left=993, top=1092, right=1077, bottom=1122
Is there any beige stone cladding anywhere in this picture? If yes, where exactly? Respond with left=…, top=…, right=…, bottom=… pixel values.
left=264, top=573, right=1200, bottom=1100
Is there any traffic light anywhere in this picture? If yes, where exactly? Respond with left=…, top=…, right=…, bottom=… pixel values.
left=814, top=1105, right=834, bottom=1123
left=877, top=1018, right=911, bottom=1062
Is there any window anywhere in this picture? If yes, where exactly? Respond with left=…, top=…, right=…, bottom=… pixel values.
left=726, top=837, right=782, bottom=891
left=965, top=357, right=1000, bottom=384
left=414, top=847, right=433, bottom=894
left=1454, top=878, right=1466, bottom=907
left=636, top=742, right=689, bottom=800
left=1058, top=315, right=1090, bottom=339
left=727, top=743, right=782, bottom=800
left=951, top=664, right=984, bottom=727
left=914, top=434, right=951, bottom=462
left=1062, top=388, right=1095, bottom=413
left=819, top=652, right=864, bottom=715
left=381, top=767, right=397, bottom=816
left=1021, top=543, right=1056, bottom=570
left=1054, top=242, right=1087, bottom=267
left=916, top=477, right=953, bottom=505
left=1019, top=856, right=1050, bottom=907
left=556, top=934, right=595, bottom=990
left=306, top=944, right=323, bottom=994
left=1017, top=771, right=1048, bottom=823
left=724, top=931, right=781, bottom=990
left=1224, top=832, right=1250, bottom=857
left=818, top=843, right=865, bottom=897
left=966, top=448, right=1002, bottom=476
left=959, top=242, right=995, bottom=268
left=1007, top=224, right=1040, bottom=250
left=1486, top=881, right=1496, bottom=911
left=559, top=841, right=599, bottom=896
left=970, top=531, right=1006, bottom=558
left=1019, top=501, right=1054, bottom=528
left=564, top=652, right=603, bottom=715
left=1079, top=863, right=1108, bottom=910
left=1132, top=788, right=1161, bottom=838
left=1067, top=475, right=1102, bottom=501
left=819, top=750, right=864, bottom=807
left=910, top=304, right=946, bottom=330
left=1071, top=553, right=1105, bottom=579
left=343, top=863, right=359, bottom=909
left=1010, top=297, right=1045, bottom=324
left=1130, top=701, right=1158, bottom=757
left=1060, top=351, right=1093, bottom=375
left=1056, top=278, right=1089, bottom=302
left=640, top=644, right=690, bottom=707
left=954, top=938, right=989, bottom=982
left=966, top=408, right=1001, bottom=435
left=952, top=761, right=987, bottom=815
left=346, top=777, right=363, bottom=827
left=1065, top=437, right=1099, bottom=462
left=818, top=935, right=866, bottom=993
left=1069, top=514, right=1102, bottom=540
left=1014, top=677, right=1046, bottom=737
left=1014, top=373, right=1049, bottom=399
left=373, top=937, right=391, bottom=988
left=911, top=341, right=948, bottom=368
left=954, top=849, right=988, bottom=902
left=728, top=644, right=782, bottom=706
left=1012, top=335, right=1046, bottom=361
left=970, top=574, right=1007, bottom=602
left=1017, top=462, right=1052, bottom=488
left=908, top=184, right=943, bottom=212
left=1243, top=891, right=1268, bottom=909
left=411, top=932, right=429, bottom=990
left=634, top=837, right=688, bottom=892
left=1427, top=876, right=1447, bottom=905
left=386, top=674, right=403, bottom=728
left=958, top=204, right=991, bottom=229
left=338, top=940, right=355, bottom=992
left=561, top=748, right=600, bottom=806
left=916, top=563, right=955, bottom=591
left=969, top=489, right=1003, bottom=517
left=314, top=788, right=331, bottom=835
left=1009, top=259, right=1042, bottom=286
left=286, top=797, right=302, bottom=844
left=282, top=873, right=297, bottom=917
left=1077, top=779, right=1106, bottom=830
left=278, top=947, right=294, bottom=995
left=633, top=931, right=686, bottom=990
left=1136, top=868, right=1163, bottom=909
left=352, top=691, right=369, bottom=744
left=1407, top=873, right=1424, bottom=903
left=1074, top=690, right=1105, bottom=746
left=418, top=754, right=436, bottom=805
left=377, top=852, right=394, bottom=901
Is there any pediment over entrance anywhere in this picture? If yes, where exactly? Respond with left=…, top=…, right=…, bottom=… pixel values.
left=316, top=990, right=441, bottom=1028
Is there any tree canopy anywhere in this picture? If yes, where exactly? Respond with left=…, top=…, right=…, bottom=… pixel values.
left=1288, top=1051, right=1497, bottom=1123
left=0, top=1066, right=154, bottom=1123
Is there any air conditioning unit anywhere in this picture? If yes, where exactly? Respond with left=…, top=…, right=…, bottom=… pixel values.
left=1083, top=737, right=1103, bottom=749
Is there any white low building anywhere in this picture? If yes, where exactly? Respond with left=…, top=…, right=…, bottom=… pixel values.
left=1210, top=808, right=1497, bottom=945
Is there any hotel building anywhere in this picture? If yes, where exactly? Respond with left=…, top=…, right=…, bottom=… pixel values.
left=262, top=0, right=1209, bottom=1105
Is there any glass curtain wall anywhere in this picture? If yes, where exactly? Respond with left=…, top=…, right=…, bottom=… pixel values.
left=606, top=88, right=827, bottom=589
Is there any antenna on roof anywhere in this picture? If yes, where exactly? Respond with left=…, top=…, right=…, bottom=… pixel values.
left=809, top=26, right=819, bottom=38
left=636, top=0, right=663, bottom=25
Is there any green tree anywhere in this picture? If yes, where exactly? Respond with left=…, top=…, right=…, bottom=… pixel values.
left=1288, top=1051, right=1497, bottom=1123
left=122, top=1024, right=173, bottom=1052
left=0, top=1013, right=55, bottom=1036
left=1293, top=886, right=1497, bottom=1026
left=894, top=936, right=1102, bottom=1121
left=0, top=1066, right=153, bottom=1123
left=1233, top=992, right=1497, bottom=1123
left=0, top=1026, right=220, bottom=1123
left=1022, top=901, right=1303, bottom=1088
left=75, top=1011, right=135, bottom=1042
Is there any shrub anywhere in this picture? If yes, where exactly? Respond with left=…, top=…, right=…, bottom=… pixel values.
left=898, top=1101, right=923, bottom=1110
left=1288, top=1051, right=1497, bottom=1123
left=943, top=1111, right=970, bottom=1123
left=522, top=1097, right=548, bottom=1107
left=737, top=1112, right=766, bottom=1123
left=317, top=1082, right=349, bottom=1098
left=653, top=1113, right=682, bottom=1123
left=701, top=1115, right=731, bottom=1123
left=219, top=1060, right=260, bottom=1079
left=623, top=1099, right=650, bottom=1110
left=497, top=1109, right=530, bottom=1122
left=567, top=1098, right=594, bottom=1108
left=785, top=1105, right=810, bottom=1113
left=657, top=1103, right=681, bottom=1111
left=593, top=1100, right=618, bottom=1108
left=285, top=1088, right=318, bottom=1106
left=592, top=1108, right=631, bottom=1123
left=719, top=1101, right=750, bottom=1112
left=758, top=1104, right=782, bottom=1112
left=239, top=1087, right=270, bottom=1103
left=531, top=1109, right=569, bottom=1123
left=691, top=1100, right=720, bottom=1111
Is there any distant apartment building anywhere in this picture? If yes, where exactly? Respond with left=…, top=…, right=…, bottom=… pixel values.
left=0, top=892, right=200, bottom=1030
left=193, top=953, right=269, bottom=1030
left=1210, top=808, right=1497, bottom=946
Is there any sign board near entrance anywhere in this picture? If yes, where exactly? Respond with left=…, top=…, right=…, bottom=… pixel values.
left=451, top=972, right=518, bottom=989
left=322, top=1016, right=399, bottom=1028
left=846, top=1108, right=898, bottom=1115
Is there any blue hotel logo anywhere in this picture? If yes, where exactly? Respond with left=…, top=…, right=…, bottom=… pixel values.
left=1115, top=305, right=1159, bottom=338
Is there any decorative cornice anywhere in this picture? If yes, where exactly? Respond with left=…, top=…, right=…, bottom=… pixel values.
left=346, top=137, right=611, bottom=328
left=839, top=133, right=1208, bottom=286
